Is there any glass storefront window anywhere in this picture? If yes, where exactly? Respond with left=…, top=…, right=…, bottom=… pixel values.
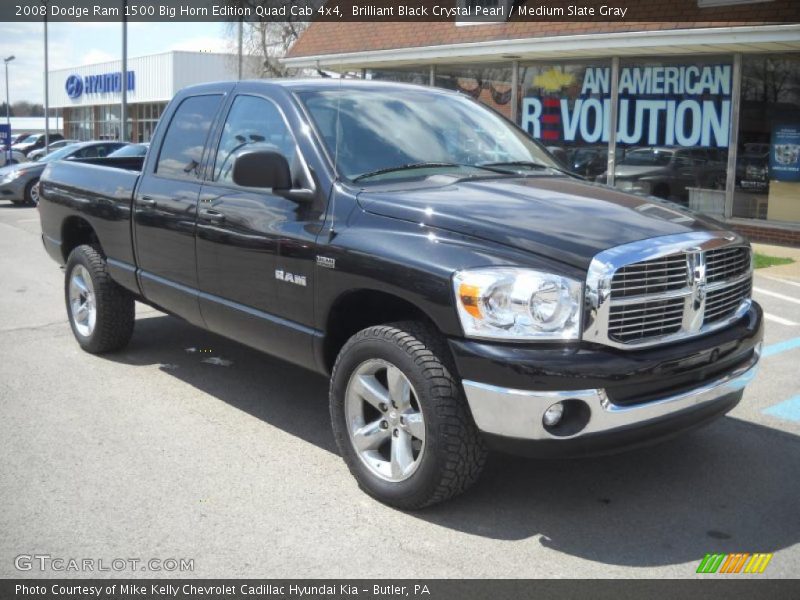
left=369, top=67, right=430, bottom=86
left=518, top=60, right=611, bottom=176
left=134, top=102, right=166, bottom=143
left=435, top=63, right=514, bottom=120
left=614, top=57, right=733, bottom=215
left=734, top=54, right=800, bottom=223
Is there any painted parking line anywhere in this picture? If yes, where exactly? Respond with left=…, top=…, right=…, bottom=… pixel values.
left=763, top=394, right=800, bottom=422
left=763, top=337, right=800, bottom=359
left=753, top=287, right=800, bottom=305
left=760, top=276, right=800, bottom=289
left=764, top=313, right=799, bottom=326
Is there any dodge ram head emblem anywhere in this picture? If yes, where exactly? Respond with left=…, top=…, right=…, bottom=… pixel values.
left=685, top=247, right=707, bottom=331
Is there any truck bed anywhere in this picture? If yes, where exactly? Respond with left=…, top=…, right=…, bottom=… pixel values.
left=39, top=157, right=143, bottom=290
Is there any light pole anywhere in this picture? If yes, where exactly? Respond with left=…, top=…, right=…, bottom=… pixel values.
left=4, top=55, right=14, bottom=160
left=42, top=1, right=49, bottom=154
left=121, top=0, right=127, bottom=142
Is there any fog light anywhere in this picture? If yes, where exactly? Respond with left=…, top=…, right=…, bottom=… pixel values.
left=543, top=402, right=564, bottom=427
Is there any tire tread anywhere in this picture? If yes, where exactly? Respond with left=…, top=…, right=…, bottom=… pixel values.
left=330, top=321, right=486, bottom=509
left=66, top=244, right=135, bottom=353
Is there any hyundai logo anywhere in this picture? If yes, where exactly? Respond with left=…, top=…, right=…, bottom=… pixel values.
left=65, top=75, right=83, bottom=99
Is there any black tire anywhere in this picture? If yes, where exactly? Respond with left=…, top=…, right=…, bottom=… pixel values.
left=65, top=244, right=135, bottom=353
left=330, top=321, right=487, bottom=509
left=24, top=179, right=38, bottom=205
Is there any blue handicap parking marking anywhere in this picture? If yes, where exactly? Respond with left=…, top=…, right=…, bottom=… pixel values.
left=763, top=337, right=800, bottom=359
left=763, top=395, right=800, bottom=422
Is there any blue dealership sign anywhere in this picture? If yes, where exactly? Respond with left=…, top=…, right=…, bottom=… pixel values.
left=65, top=71, right=135, bottom=100
left=0, top=123, right=10, bottom=162
left=65, top=74, right=84, bottom=99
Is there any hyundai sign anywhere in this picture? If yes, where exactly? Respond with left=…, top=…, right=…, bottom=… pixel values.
left=65, top=71, right=135, bottom=99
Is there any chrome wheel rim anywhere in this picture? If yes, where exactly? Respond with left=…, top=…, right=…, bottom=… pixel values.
left=30, top=183, right=39, bottom=205
left=345, top=359, right=426, bottom=482
left=68, top=265, right=96, bottom=337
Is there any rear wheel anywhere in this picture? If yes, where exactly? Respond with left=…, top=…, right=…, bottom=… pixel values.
left=65, top=245, right=135, bottom=353
left=330, top=321, right=487, bottom=509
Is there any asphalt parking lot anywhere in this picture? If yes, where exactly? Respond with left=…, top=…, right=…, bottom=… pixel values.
left=1, top=202, right=799, bottom=579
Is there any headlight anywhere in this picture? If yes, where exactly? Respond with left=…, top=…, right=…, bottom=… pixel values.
left=453, top=268, right=582, bottom=341
left=2, top=170, right=25, bottom=182
left=616, top=180, right=651, bottom=195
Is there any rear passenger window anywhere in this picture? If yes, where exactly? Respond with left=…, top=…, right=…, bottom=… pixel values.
left=156, top=94, right=222, bottom=180
left=213, top=95, right=297, bottom=186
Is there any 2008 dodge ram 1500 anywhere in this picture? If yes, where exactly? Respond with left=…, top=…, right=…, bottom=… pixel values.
left=38, top=80, right=763, bottom=509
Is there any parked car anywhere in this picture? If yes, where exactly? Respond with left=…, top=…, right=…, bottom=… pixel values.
left=0, top=147, right=28, bottom=167
left=736, top=145, right=770, bottom=193
left=38, top=81, right=761, bottom=508
left=12, top=132, right=64, bottom=156
left=597, top=146, right=727, bottom=201
left=569, top=145, right=609, bottom=179
left=0, top=140, right=127, bottom=205
left=10, top=133, right=32, bottom=145
left=28, top=139, right=79, bottom=161
left=107, top=143, right=149, bottom=157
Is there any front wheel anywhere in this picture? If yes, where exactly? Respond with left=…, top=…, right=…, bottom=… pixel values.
left=24, top=179, right=39, bottom=205
left=330, top=321, right=487, bottom=509
left=65, top=245, right=135, bottom=353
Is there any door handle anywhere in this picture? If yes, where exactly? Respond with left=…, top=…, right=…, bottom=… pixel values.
left=138, top=195, right=156, bottom=208
left=199, top=208, right=226, bottom=224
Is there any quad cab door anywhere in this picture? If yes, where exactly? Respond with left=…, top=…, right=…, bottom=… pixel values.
left=133, top=91, right=227, bottom=325
left=195, top=92, right=325, bottom=367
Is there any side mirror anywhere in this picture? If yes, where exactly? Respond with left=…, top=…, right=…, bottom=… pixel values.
left=232, top=149, right=291, bottom=190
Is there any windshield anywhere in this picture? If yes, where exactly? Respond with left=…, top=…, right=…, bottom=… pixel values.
left=108, top=144, right=147, bottom=157
left=40, top=144, right=81, bottom=163
left=19, top=135, right=38, bottom=144
left=298, top=88, right=559, bottom=182
left=620, top=149, right=674, bottom=166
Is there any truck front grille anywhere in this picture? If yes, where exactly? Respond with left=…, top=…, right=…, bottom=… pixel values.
left=608, top=297, right=685, bottom=343
left=598, top=241, right=752, bottom=347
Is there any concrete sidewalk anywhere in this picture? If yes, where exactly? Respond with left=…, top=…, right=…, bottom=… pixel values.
left=753, top=243, right=800, bottom=280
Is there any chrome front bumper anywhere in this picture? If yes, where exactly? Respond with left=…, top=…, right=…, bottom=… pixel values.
left=462, top=346, right=760, bottom=442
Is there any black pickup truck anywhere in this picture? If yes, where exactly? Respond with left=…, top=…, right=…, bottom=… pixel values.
left=38, top=80, right=762, bottom=509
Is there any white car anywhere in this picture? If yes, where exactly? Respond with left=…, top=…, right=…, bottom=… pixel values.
left=0, top=148, right=28, bottom=167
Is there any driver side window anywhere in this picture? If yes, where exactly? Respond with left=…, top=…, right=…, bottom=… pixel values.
left=213, top=95, right=297, bottom=186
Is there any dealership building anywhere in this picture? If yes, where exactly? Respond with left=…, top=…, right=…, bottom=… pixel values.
left=284, top=4, right=800, bottom=244
left=48, top=51, right=255, bottom=144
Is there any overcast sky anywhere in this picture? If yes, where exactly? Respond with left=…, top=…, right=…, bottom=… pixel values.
left=0, top=21, right=231, bottom=104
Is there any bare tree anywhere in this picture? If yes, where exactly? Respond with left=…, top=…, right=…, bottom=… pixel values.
left=227, top=0, right=312, bottom=78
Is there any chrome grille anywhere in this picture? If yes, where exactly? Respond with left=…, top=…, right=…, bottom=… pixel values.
left=609, top=297, right=684, bottom=342
left=705, top=277, right=752, bottom=324
left=610, top=255, right=687, bottom=298
left=585, top=233, right=753, bottom=349
left=706, top=246, right=750, bottom=283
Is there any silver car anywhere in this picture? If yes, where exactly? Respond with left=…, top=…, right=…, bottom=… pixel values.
left=28, top=139, right=79, bottom=161
left=0, top=140, right=127, bottom=205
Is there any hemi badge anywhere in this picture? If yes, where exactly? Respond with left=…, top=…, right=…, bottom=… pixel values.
left=316, top=256, right=336, bottom=269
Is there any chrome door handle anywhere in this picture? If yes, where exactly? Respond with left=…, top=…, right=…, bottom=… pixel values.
left=138, top=195, right=156, bottom=208
left=199, top=208, right=226, bottom=224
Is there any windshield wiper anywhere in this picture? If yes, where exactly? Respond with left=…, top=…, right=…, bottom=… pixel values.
left=351, top=162, right=510, bottom=183
left=478, top=160, right=577, bottom=178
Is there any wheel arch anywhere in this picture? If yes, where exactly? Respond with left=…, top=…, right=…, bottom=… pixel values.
left=61, top=216, right=100, bottom=262
left=321, top=288, right=449, bottom=375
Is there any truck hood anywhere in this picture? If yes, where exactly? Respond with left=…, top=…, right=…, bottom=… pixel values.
left=357, top=175, right=724, bottom=269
